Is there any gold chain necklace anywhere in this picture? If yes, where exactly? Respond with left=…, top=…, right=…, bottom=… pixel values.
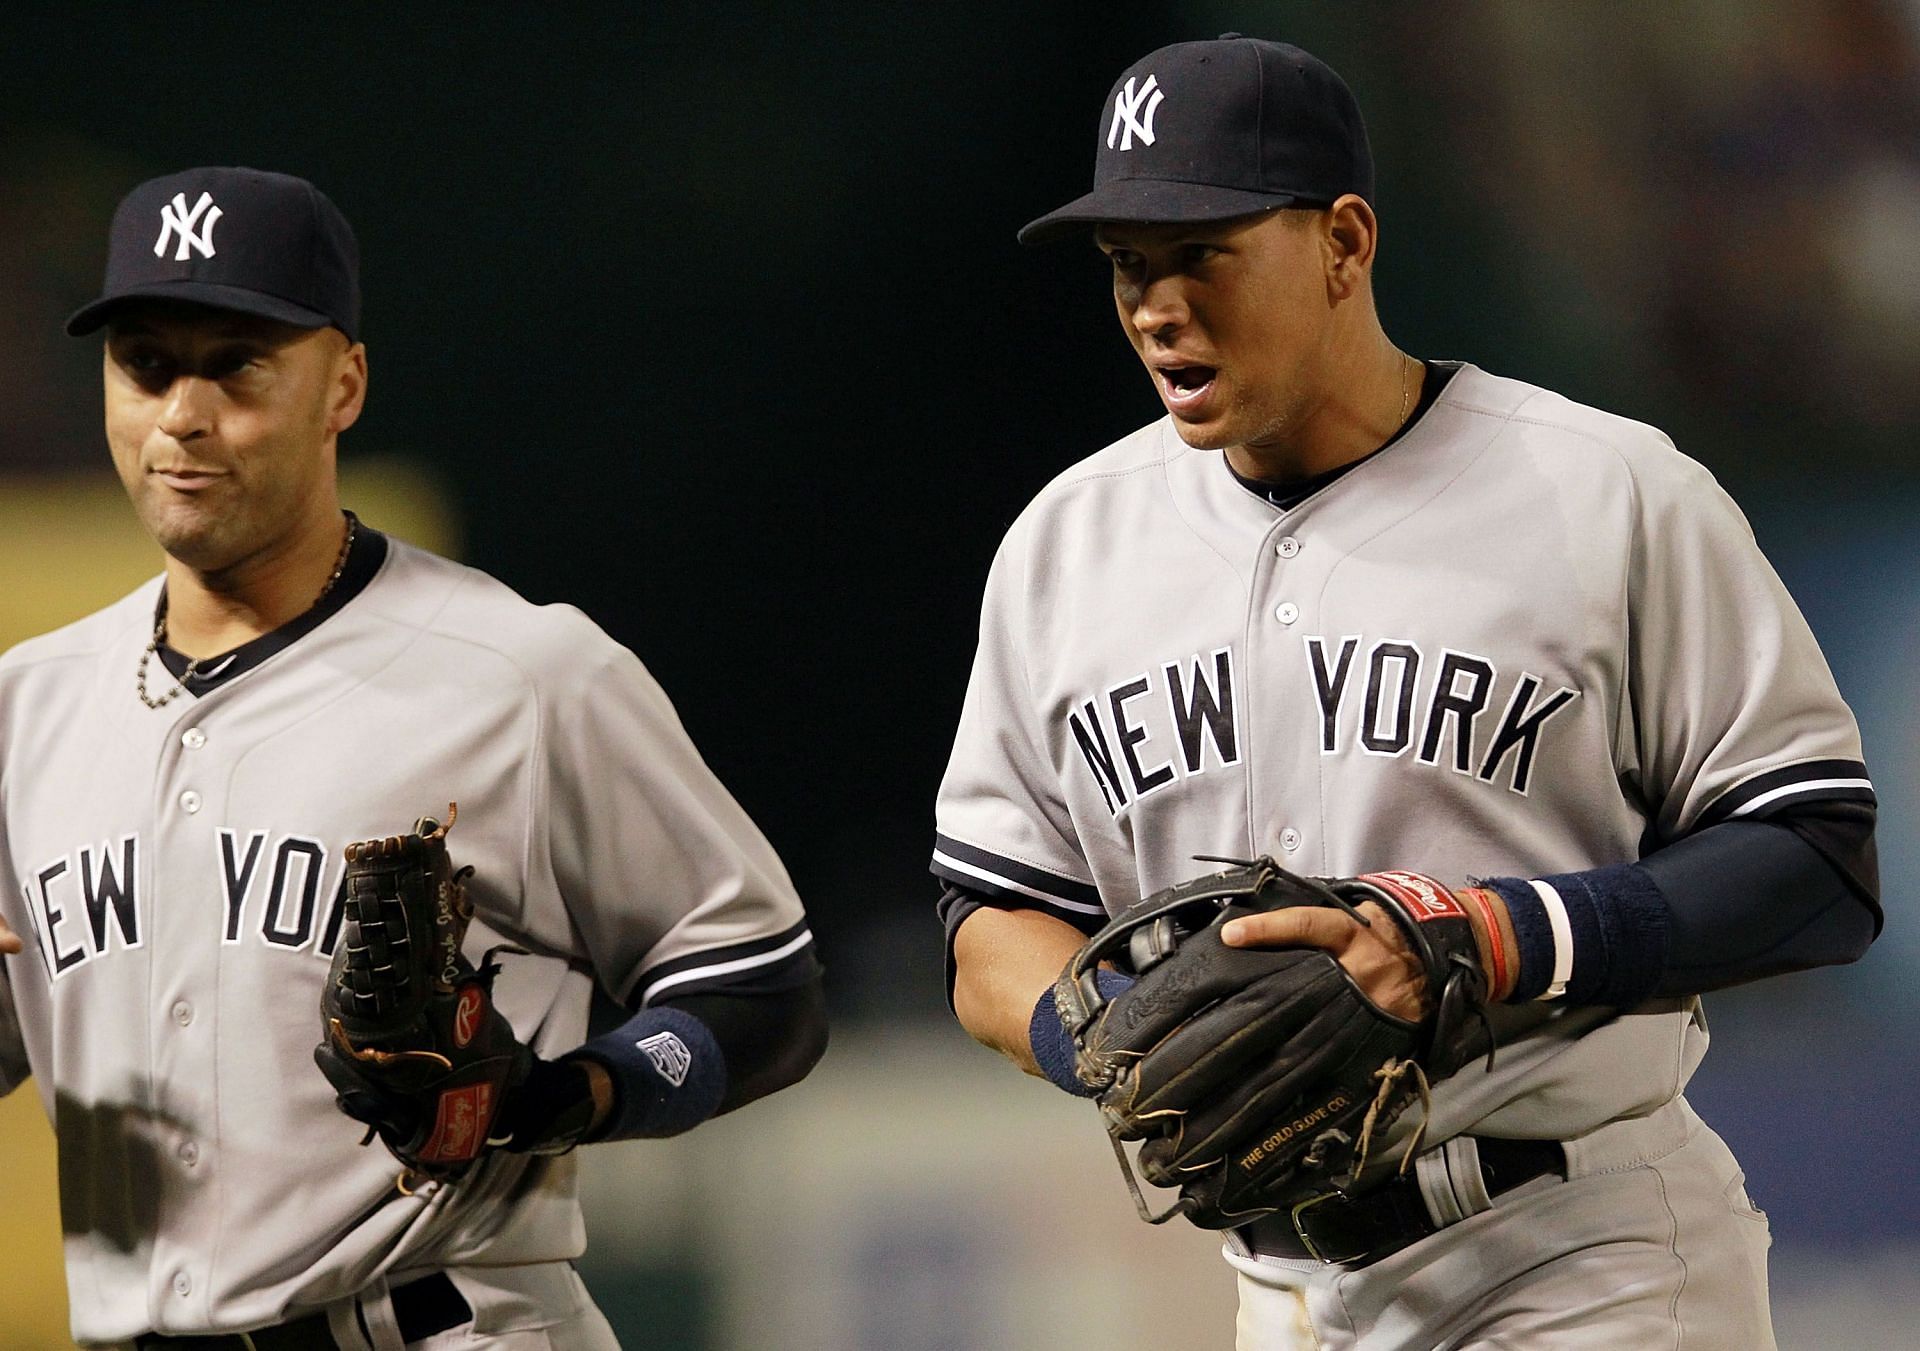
left=136, top=515, right=357, bottom=710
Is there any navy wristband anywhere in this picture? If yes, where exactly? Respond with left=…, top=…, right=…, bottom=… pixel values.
left=1029, top=970, right=1133, bottom=1097
left=1484, top=864, right=1670, bottom=1008
left=569, top=1006, right=728, bottom=1140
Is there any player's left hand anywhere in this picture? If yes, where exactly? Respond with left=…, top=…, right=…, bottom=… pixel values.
left=0, top=915, right=21, bottom=956
left=1053, top=860, right=1499, bottom=1229
left=1220, top=899, right=1429, bottom=1021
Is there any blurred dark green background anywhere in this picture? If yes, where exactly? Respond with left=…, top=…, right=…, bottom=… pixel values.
left=3, top=4, right=1917, bottom=1347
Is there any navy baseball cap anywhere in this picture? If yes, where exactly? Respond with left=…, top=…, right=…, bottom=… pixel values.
left=1018, top=36, right=1375, bottom=245
left=66, top=166, right=361, bottom=341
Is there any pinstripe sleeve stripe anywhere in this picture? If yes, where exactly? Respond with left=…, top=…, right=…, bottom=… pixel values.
left=631, top=919, right=818, bottom=1006
left=1696, top=759, right=1875, bottom=830
left=1727, top=778, right=1875, bottom=816
left=930, top=834, right=1105, bottom=915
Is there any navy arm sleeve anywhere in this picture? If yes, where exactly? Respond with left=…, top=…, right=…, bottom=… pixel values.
left=1641, top=801, right=1878, bottom=995
left=660, top=974, right=829, bottom=1115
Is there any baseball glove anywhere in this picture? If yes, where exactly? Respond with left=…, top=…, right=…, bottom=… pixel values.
left=314, top=805, right=532, bottom=1186
left=1052, top=857, right=1494, bottom=1230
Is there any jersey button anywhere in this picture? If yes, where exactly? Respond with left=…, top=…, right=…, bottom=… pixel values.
left=181, top=727, right=207, bottom=750
left=172, top=1270, right=192, bottom=1297
left=179, top=790, right=202, bottom=814
left=1280, top=827, right=1302, bottom=853
left=171, top=1000, right=193, bottom=1027
left=178, top=1140, right=199, bottom=1166
left=1274, top=602, right=1299, bottom=625
left=1275, top=537, right=1300, bottom=559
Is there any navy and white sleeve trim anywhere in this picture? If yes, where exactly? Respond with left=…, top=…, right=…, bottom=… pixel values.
left=931, top=834, right=1105, bottom=932
left=630, top=919, right=820, bottom=1008
left=1695, top=759, right=1875, bottom=831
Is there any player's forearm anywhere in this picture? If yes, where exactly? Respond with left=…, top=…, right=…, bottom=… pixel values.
left=952, top=905, right=1090, bottom=1075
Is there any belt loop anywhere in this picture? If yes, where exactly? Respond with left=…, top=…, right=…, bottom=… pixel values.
left=1413, top=1136, right=1494, bottom=1229
left=1414, top=1144, right=1454, bottom=1226
left=1445, top=1136, right=1493, bottom=1217
left=326, top=1300, right=375, bottom=1351
left=353, top=1276, right=406, bottom=1351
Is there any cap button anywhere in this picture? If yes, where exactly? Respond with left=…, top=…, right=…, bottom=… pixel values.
left=1219, top=31, right=1244, bottom=39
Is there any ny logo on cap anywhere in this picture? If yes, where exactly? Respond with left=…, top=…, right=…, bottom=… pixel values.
left=1107, top=74, right=1164, bottom=151
left=154, top=191, right=223, bottom=262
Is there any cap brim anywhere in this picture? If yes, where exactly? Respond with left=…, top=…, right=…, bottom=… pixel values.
left=65, top=281, right=335, bottom=337
left=1017, top=179, right=1317, bottom=246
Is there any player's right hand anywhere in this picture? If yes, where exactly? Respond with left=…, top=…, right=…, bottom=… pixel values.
left=1221, top=898, right=1430, bottom=1021
left=0, top=915, right=22, bottom=956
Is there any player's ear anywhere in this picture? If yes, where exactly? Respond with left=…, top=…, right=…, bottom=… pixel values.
left=1322, top=194, right=1378, bottom=302
left=327, top=339, right=369, bottom=437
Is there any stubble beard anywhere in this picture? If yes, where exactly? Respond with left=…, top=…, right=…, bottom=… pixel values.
left=1168, top=391, right=1300, bottom=458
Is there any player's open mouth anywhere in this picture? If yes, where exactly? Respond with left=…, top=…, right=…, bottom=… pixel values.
left=1158, top=365, right=1217, bottom=414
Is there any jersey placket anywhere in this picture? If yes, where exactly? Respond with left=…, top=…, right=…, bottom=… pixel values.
left=145, top=704, right=224, bottom=1331
left=1241, top=509, right=1330, bottom=874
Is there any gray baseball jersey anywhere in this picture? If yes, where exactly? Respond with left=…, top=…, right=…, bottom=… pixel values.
left=935, top=362, right=1868, bottom=1161
left=0, top=527, right=815, bottom=1344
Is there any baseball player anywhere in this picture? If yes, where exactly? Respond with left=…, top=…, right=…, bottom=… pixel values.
left=0, top=166, right=827, bottom=1349
left=935, top=37, right=1880, bottom=1350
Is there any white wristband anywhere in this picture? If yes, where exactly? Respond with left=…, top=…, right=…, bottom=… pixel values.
left=1529, top=878, right=1574, bottom=1001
